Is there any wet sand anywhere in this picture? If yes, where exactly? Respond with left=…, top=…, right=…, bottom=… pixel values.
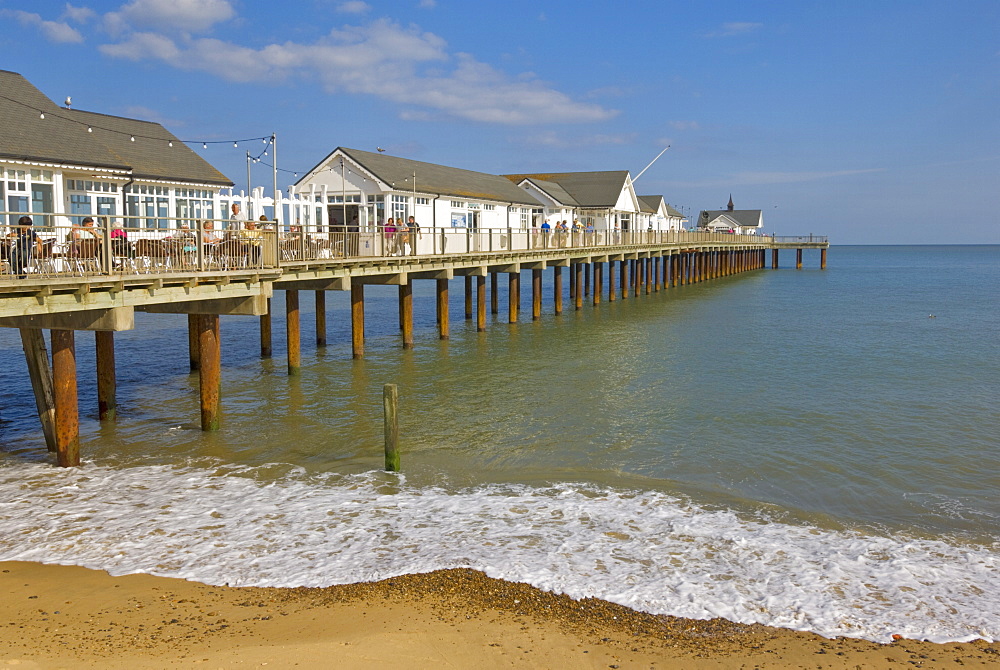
left=1, top=561, right=997, bottom=669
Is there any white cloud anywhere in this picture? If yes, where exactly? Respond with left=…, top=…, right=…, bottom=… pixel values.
left=418, top=0, right=437, bottom=8
left=117, top=0, right=235, bottom=33
left=6, top=10, right=84, bottom=43
left=63, top=4, right=96, bottom=23
left=669, top=168, right=885, bottom=188
left=123, top=105, right=184, bottom=127
left=337, top=1, right=371, bottom=14
left=522, top=131, right=635, bottom=149
left=704, top=22, right=763, bottom=38
left=668, top=120, right=700, bottom=131
left=99, top=17, right=617, bottom=124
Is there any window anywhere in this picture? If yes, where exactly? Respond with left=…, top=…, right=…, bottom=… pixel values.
left=416, top=197, right=429, bottom=205
left=69, top=194, right=92, bottom=225
left=483, top=204, right=495, bottom=211
left=391, top=194, right=409, bottom=221
left=450, top=201, right=464, bottom=208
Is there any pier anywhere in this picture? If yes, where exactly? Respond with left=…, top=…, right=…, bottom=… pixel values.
left=0, top=217, right=827, bottom=466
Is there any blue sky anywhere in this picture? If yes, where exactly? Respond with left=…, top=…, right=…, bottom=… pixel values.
left=2, top=0, right=998, bottom=243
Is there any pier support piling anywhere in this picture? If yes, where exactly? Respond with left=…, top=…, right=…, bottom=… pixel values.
left=464, top=276, right=473, bottom=320
left=532, top=269, right=542, bottom=320
left=20, top=328, right=56, bottom=452
left=351, top=280, right=364, bottom=359
left=51, top=329, right=80, bottom=466
left=95, top=330, right=116, bottom=422
left=285, top=289, right=300, bottom=375
left=437, top=278, right=450, bottom=339
left=188, top=314, right=200, bottom=371
left=197, top=315, right=221, bottom=432
left=508, top=272, right=519, bottom=323
left=554, top=266, right=563, bottom=314
left=315, top=292, right=327, bottom=347
left=477, top=275, right=486, bottom=332
left=259, top=299, right=272, bottom=358
left=608, top=260, right=616, bottom=302
left=401, top=280, right=414, bottom=349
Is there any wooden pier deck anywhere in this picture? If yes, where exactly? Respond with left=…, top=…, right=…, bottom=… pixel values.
left=0, top=225, right=827, bottom=466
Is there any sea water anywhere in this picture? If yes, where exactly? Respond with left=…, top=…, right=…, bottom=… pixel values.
left=0, top=245, right=997, bottom=643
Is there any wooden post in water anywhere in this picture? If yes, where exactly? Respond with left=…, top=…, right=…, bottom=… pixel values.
left=477, top=275, right=487, bottom=332
left=796, top=248, right=803, bottom=269
left=20, top=328, right=56, bottom=452
left=464, top=276, right=473, bottom=320
left=634, top=258, right=641, bottom=297
left=671, top=254, right=679, bottom=287
left=645, top=257, right=652, bottom=294
left=401, top=280, right=414, bottom=349
left=569, top=263, right=577, bottom=305
left=260, top=299, right=273, bottom=357
left=620, top=259, right=628, bottom=299
left=575, top=263, right=584, bottom=310
left=593, top=262, right=602, bottom=305
left=653, top=257, right=660, bottom=292
left=383, top=383, right=399, bottom=472
left=508, top=272, right=519, bottom=323
left=490, top=272, right=499, bottom=315
left=286, top=289, right=300, bottom=375
left=188, top=314, right=200, bottom=370
left=608, top=260, right=616, bottom=302
left=95, top=330, right=116, bottom=422
left=532, top=269, right=542, bottom=320
left=351, top=280, right=365, bottom=359
left=51, top=329, right=80, bottom=466
left=437, top=278, right=450, bottom=339
left=553, top=266, right=563, bottom=314
left=584, top=263, right=591, bottom=297
left=197, top=315, right=221, bottom=432
left=821, top=248, right=827, bottom=270
left=315, top=292, right=327, bottom=347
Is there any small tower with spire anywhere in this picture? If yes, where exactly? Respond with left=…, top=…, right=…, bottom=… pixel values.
left=727, top=194, right=734, bottom=211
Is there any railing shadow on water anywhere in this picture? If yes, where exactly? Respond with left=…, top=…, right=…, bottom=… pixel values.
left=0, top=210, right=784, bottom=281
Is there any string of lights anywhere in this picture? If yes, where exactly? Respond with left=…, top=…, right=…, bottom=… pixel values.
left=0, top=93, right=271, bottom=149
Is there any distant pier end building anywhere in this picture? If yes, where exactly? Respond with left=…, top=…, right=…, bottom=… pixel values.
left=697, top=195, right=763, bottom=235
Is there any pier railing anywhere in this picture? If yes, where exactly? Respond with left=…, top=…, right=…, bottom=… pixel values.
left=773, top=235, right=828, bottom=244
left=1, top=211, right=785, bottom=280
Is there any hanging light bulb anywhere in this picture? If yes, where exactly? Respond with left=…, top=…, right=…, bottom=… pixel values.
left=203, top=143, right=208, bottom=149
left=39, top=112, right=45, bottom=119
left=233, top=142, right=238, bottom=148
left=168, top=141, right=173, bottom=147
left=87, top=126, right=93, bottom=133
left=130, top=136, right=135, bottom=142
left=263, top=151, right=268, bottom=156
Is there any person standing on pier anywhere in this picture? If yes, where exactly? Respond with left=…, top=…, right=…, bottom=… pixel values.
left=395, top=218, right=409, bottom=256
left=9, top=216, right=42, bottom=278
left=407, top=215, right=420, bottom=255
left=230, top=202, right=246, bottom=231
left=383, top=218, right=396, bottom=256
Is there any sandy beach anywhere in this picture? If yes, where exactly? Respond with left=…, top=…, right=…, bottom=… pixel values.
left=1, top=561, right=997, bottom=669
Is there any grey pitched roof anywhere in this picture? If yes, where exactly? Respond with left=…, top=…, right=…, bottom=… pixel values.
left=665, top=204, right=685, bottom=218
left=0, top=70, right=232, bottom=186
left=503, top=171, right=631, bottom=208
left=637, top=195, right=664, bottom=214
left=697, top=209, right=763, bottom=228
left=304, top=148, right=541, bottom=206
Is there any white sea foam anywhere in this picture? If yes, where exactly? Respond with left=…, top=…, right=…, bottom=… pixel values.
left=0, top=461, right=997, bottom=644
